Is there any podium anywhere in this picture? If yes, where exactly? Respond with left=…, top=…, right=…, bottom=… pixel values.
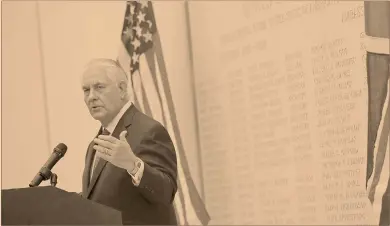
left=2, top=186, right=122, bottom=225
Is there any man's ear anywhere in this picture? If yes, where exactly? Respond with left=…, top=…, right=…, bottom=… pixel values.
left=118, top=81, right=128, bottom=97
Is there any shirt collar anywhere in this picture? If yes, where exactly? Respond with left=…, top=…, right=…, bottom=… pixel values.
left=104, top=101, right=133, bottom=134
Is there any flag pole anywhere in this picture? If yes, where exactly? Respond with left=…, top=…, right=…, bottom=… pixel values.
left=183, top=0, right=205, bottom=201
left=35, top=1, right=52, bottom=154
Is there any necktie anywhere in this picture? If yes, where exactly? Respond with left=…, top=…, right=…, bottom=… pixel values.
left=90, top=128, right=110, bottom=181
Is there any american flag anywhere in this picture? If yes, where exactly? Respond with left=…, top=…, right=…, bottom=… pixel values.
left=117, top=1, right=210, bottom=225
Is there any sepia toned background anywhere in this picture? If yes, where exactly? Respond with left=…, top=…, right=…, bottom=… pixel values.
left=2, top=1, right=389, bottom=225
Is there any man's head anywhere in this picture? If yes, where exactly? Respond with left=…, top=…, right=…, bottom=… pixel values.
left=81, top=58, right=131, bottom=126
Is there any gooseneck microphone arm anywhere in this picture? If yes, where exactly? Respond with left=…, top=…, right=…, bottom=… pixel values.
left=29, top=143, right=67, bottom=187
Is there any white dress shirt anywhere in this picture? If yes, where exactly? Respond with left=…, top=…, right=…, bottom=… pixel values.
left=91, top=101, right=144, bottom=186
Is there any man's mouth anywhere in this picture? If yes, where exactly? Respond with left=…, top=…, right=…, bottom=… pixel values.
left=91, top=106, right=102, bottom=110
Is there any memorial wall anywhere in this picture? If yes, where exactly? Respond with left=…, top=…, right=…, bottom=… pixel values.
left=189, top=1, right=385, bottom=224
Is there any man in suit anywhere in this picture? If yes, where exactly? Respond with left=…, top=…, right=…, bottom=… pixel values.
left=80, top=58, right=178, bottom=225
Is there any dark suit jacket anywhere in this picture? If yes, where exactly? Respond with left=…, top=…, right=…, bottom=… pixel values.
left=81, top=105, right=178, bottom=225
left=379, top=175, right=390, bottom=226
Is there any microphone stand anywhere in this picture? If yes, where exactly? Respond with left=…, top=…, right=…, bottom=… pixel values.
left=29, top=167, right=58, bottom=187
left=50, top=173, right=58, bottom=187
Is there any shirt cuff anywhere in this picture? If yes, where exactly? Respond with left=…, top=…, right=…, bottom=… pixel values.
left=127, top=158, right=144, bottom=186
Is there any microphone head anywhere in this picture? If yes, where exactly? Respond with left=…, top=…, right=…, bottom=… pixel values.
left=53, top=143, right=67, bottom=156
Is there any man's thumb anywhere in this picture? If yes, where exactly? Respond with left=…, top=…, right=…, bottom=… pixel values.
left=120, top=130, right=128, bottom=141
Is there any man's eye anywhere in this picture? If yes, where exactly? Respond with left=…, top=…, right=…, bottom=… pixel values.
left=97, top=85, right=105, bottom=89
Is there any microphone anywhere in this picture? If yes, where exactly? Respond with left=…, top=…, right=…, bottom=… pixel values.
left=29, top=143, right=67, bottom=187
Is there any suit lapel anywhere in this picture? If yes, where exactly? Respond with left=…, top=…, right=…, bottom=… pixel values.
left=86, top=105, right=137, bottom=198
left=84, top=128, right=104, bottom=197
left=86, top=156, right=108, bottom=198
left=82, top=142, right=95, bottom=195
left=82, top=127, right=104, bottom=196
left=112, top=104, right=137, bottom=138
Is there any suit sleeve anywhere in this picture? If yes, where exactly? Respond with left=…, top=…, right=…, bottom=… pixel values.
left=135, top=124, right=178, bottom=205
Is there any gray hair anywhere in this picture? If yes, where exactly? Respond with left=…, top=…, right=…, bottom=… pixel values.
left=83, top=58, right=133, bottom=100
left=84, top=58, right=128, bottom=84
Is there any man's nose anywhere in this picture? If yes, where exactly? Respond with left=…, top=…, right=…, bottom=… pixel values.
left=87, top=89, right=98, bottom=102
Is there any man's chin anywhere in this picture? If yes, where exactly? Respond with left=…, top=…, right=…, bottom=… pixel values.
left=90, top=111, right=105, bottom=121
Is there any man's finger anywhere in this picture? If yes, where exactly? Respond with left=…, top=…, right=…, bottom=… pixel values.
left=97, top=135, right=118, bottom=143
left=94, top=138, right=115, bottom=149
left=119, top=131, right=128, bottom=142
left=94, top=145, right=113, bottom=156
left=95, top=150, right=113, bottom=162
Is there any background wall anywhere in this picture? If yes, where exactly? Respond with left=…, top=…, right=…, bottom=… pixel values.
left=2, top=1, right=202, bottom=198
left=2, top=1, right=51, bottom=189
left=188, top=1, right=388, bottom=225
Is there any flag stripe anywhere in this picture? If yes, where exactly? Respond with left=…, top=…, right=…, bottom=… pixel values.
left=364, top=1, right=390, bottom=39
left=133, top=71, right=145, bottom=111
left=173, top=201, right=183, bottom=225
left=364, top=35, right=390, bottom=55
left=370, top=96, right=390, bottom=187
left=152, top=31, right=210, bottom=226
left=140, top=75, right=153, bottom=117
left=176, top=175, right=190, bottom=225
left=183, top=0, right=206, bottom=200
left=145, top=49, right=167, bottom=126
left=117, top=43, right=131, bottom=75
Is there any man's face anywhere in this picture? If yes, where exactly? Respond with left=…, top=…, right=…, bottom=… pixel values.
left=81, top=67, right=124, bottom=125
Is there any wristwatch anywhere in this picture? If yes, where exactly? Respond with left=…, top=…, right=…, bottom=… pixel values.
left=130, top=158, right=142, bottom=176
